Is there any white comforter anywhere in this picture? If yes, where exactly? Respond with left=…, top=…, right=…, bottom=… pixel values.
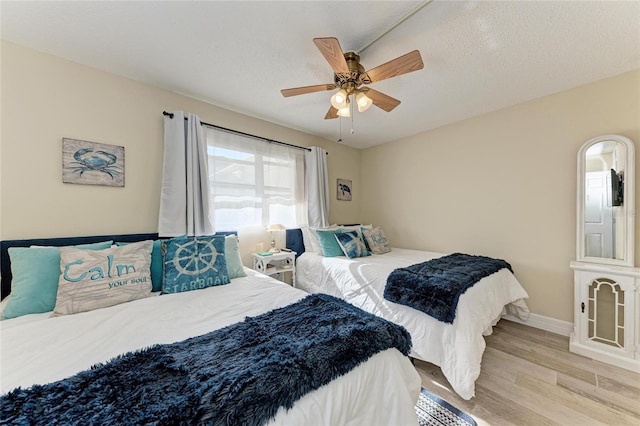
left=295, top=249, right=530, bottom=400
left=0, top=268, right=421, bottom=425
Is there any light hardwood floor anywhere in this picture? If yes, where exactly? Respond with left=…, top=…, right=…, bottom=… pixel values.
left=413, top=319, right=640, bottom=426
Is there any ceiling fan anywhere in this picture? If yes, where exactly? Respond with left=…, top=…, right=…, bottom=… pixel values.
left=281, top=37, right=424, bottom=119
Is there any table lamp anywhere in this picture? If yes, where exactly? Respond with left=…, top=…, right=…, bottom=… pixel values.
left=266, top=224, right=286, bottom=253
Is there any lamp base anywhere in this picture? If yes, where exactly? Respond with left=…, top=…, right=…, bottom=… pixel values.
left=269, top=239, right=280, bottom=253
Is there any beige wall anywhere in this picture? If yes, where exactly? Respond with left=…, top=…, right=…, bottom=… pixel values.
left=3, top=40, right=639, bottom=324
left=361, top=70, right=640, bottom=322
left=0, top=41, right=361, bottom=243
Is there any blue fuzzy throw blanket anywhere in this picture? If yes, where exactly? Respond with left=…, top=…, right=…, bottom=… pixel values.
left=1, top=294, right=411, bottom=426
left=384, top=253, right=512, bottom=323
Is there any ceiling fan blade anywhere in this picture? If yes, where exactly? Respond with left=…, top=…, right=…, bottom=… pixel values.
left=324, top=106, right=339, bottom=120
left=364, top=50, right=424, bottom=83
left=313, top=37, right=350, bottom=74
left=281, top=84, right=337, bottom=98
left=364, top=88, right=401, bottom=112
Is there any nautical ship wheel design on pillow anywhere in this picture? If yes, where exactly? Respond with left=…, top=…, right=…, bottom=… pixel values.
left=171, top=238, right=221, bottom=278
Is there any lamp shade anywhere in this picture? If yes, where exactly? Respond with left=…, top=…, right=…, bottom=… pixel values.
left=356, top=91, right=373, bottom=112
left=330, top=89, right=348, bottom=109
left=337, top=105, right=351, bottom=117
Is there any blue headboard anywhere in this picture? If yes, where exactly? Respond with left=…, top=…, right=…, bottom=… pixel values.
left=0, top=233, right=159, bottom=300
left=1, top=229, right=302, bottom=300
left=285, top=228, right=305, bottom=259
left=0, top=231, right=243, bottom=300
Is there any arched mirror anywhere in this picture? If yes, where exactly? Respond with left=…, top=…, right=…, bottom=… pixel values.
left=577, top=135, right=635, bottom=267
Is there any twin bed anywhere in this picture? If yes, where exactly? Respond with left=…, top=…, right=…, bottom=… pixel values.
left=295, top=247, right=529, bottom=400
left=1, top=227, right=529, bottom=423
left=287, top=226, right=529, bottom=400
left=0, top=233, right=421, bottom=425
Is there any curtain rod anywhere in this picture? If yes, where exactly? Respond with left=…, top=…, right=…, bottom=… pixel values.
left=162, top=111, right=312, bottom=153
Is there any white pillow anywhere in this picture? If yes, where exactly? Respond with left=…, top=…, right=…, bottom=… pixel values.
left=363, top=226, right=392, bottom=255
left=0, top=295, right=11, bottom=318
left=53, top=240, right=153, bottom=316
left=301, top=225, right=339, bottom=254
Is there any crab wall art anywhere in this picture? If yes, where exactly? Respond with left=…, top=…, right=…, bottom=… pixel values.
left=62, top=138, right=125, bottom=187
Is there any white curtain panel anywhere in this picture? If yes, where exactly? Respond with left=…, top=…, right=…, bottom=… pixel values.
left=204, top=127, right=305, bottom=231
left=305, top=146, right=330, bottom=228
left=158, top=111, right=213, bottom=237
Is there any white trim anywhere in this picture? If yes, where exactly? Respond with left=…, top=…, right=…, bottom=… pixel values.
left=501, top=312, right=573, bottom=337
left=570, top=340, right=640, bottom=373
left=501, top=312, right=640, bottom=372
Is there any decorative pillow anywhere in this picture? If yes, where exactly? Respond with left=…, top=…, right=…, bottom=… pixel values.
left=116, top=240, right=163, bottom=292
left=363, top=227, right=392, bottom=255
left=340, top=225, right=370, bottom=247
left=2, top=240, right=113, bottom=320
left=301, top=225, right=340, bottom=254
left=117, top=235, right=187, bottom=292
left=360, top=224, right=374, bottom=251
left=225, top=235, right=246, bottom=279
left=53, top=240, right=153, bottom=316
left=315, top=228, right=347, bottom=257
left=335, top=231, right=371, bottom=259
left=301, top=226, right=320, bottom=254
left=162, top=235, right=230, bottom=294
left=0, top=295, right=11, bottom=318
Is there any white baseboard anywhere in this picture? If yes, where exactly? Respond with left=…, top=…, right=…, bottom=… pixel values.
left=570, top=340, right=640, bottom=372
left=501, top=312, right=573, bottom=337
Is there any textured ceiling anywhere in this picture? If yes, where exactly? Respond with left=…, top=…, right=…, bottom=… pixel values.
left=2, top=1, right=639, bottom=149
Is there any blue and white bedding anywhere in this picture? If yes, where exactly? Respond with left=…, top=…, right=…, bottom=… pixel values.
left=1, top=269, right=422, bottom=425
left=385, top=253, right=513, bottom=323
left=295, top=248, right=530, bottom=400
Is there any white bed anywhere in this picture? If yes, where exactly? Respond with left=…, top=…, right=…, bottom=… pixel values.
left=1, top=268, right=422, bottom=425
left=295, top=248, right=530, bottom=400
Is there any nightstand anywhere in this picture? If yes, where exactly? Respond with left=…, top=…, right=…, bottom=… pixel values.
left=252, top=251, right=296, bottom=287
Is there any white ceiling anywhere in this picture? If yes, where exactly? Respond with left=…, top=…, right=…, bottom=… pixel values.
left=2, top=1, right=639, bottom=149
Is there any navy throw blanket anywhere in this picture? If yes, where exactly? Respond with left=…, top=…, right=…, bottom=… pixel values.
left=1, top=294, right=411, bottom=426
left=384, top=253, right=512, bottom=324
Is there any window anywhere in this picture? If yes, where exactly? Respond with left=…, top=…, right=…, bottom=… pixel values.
left=204, top=126, right=306, bottom=231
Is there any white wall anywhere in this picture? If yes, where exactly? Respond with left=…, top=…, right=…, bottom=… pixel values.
left=361, top=70, right=640, bottom=323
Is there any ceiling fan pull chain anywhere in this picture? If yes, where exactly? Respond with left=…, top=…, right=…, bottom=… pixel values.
left=350, top=96, right=355, bottom=134
left=351, top=100, right=356, bottom=135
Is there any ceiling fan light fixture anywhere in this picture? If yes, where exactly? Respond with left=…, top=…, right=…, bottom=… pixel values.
left=330, top=89, right=348, bottom=109
left=280, top=37, right=424, bottom=122
left=356, top=91, right=373, bottom=112
left=337, top=105, right=351, bottom=118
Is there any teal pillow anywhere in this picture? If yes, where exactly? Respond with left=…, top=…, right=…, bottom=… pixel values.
left=335, top=231, right=371, bottom=259
left=162, top=235, right=230, bottom=294
left=315, top=229, right=347, bottom=257
left=2, top=240, right=113, bottom=320
left=117, top=235, right=186, bottom=292
left=225, top=235, right=246, bottom=279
